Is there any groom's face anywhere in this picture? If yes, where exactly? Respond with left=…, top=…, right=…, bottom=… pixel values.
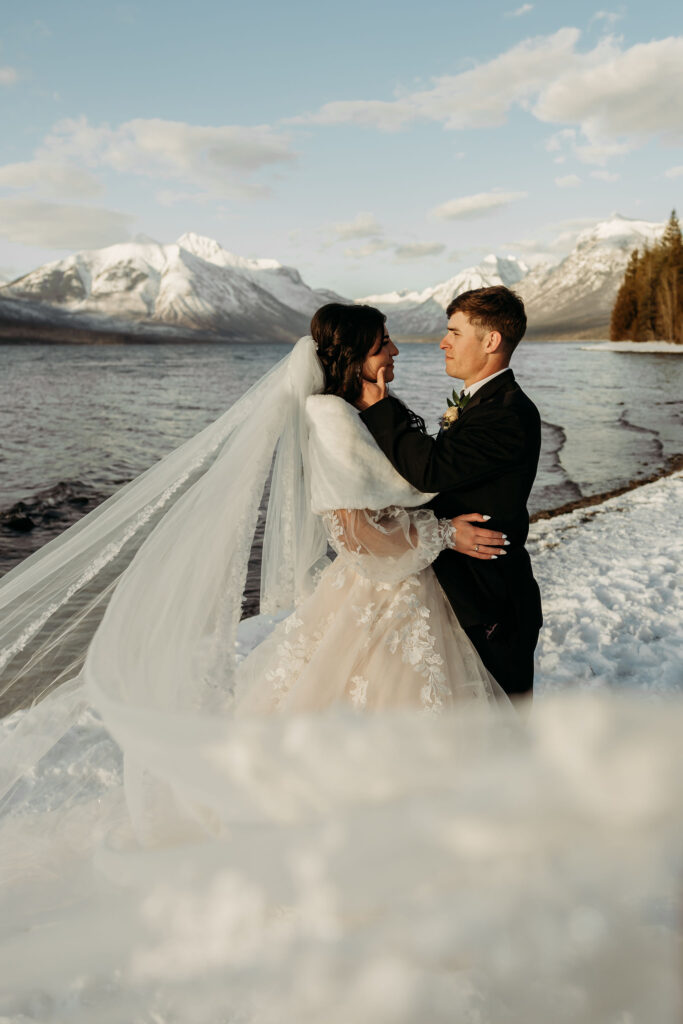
left=440, top=311, right=487, bottom=381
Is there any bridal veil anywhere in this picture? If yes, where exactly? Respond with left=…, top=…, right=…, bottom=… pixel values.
left=0, top=336, right=329, bottom=840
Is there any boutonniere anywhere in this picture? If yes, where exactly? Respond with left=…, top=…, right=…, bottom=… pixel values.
left=440, top=389, right=471, bottom=430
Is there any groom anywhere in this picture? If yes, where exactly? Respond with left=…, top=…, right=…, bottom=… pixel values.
left=358, top=285, right=542, bottom=699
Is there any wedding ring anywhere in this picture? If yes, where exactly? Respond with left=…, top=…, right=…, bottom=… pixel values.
left=474, top=544, right=479, bottom=552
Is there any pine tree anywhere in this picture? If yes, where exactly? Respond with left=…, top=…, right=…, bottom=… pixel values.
left=610, top=211, right=683, bottom=343
left=655, top=210, right=683, bottom=342
left=633, top=244, right=656, bottom=341
left=610, top=248, right=639, bottom=340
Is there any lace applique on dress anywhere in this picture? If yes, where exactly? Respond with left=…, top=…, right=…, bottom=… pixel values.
left=348, top=675, right=369, bottom=709
left=265, top=611, right=335, bottom=708
left=382, top=577, right=452, bottom=713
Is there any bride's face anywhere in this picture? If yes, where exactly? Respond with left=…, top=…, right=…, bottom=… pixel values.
left=362, top=327, right=398, bottom=384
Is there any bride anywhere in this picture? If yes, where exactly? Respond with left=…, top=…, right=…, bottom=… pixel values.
left=0, top=297, right=509, bottom=808
left=0, top=300, right=511, bottom=1012
left=0, top=302, right=509, bottom=827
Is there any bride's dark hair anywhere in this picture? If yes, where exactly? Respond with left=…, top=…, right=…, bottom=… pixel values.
left=311, top=302, right=426, bottom=431
left=311, top=303, right=386, bottom=405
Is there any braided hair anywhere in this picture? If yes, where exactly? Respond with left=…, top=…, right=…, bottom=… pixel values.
left=310, top=302, right=426, bottom=431
left=311, top=303, right=386, bottom=406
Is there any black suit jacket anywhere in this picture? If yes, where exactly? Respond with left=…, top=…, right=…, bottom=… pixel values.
left=360, top=369, right=543, bottom=633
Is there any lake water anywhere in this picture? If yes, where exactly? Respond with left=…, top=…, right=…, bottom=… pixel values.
left=1, top=340, right=682, bottom=587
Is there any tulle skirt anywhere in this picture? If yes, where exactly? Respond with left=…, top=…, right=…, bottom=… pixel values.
left=232, top=558, right=509, bottom=716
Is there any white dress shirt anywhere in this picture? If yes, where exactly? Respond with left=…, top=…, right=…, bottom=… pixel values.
left=463, top=367, right=510, bottom=398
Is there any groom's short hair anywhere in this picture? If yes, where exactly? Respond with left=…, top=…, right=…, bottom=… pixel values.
left=446, top=286, right=527, bottom=353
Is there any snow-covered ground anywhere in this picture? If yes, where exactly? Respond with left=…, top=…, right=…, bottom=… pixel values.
left=531, top=471, right=683, bottom=695
left=238, top=471, right=683, bottom=698
left=1, top=473, right=682, bottom=1022
left=581, top=341, right=683, bottom=353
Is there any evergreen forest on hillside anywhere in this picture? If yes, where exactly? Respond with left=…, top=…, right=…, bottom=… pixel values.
left=610, top=210, right=683, bottom=343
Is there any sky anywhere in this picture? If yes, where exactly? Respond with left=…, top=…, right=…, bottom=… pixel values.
left=0, top=0, right=682, bottom=296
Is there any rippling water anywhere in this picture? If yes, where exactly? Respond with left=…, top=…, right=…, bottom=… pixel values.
left=1, top=340, right=681, bottom=586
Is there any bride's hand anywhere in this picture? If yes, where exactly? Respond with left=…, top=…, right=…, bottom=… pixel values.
left=451, top=513, right=508, bottom=560
left=356, top=366, right=388, bottom=410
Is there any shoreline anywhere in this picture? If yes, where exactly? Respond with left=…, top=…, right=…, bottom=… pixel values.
left=529, top=453, right=683, bottom=524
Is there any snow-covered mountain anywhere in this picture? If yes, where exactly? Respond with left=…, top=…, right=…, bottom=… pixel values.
left=0, top=215, right=667, bottom=344
left=515, top=215, right=665, bottom=338
left=356, top=255, right=530, bottom=337
left=0, top=233, right=347, bottom=343
left=365, top=215, right=665, bottom=340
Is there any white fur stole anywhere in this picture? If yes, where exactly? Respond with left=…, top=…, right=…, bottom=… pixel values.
left=305, top=394, right=435, bottom=514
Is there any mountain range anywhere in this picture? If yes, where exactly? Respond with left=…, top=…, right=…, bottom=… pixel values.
left=359, top=215, right=665, bottom=339
left=0, top=215, right=665, bottom=343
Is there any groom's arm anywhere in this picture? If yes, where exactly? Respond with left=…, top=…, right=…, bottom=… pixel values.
left=360, top=395, right=526, bottom=494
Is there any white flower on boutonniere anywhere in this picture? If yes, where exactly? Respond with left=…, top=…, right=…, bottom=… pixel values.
left=439, top=389, right=471, bottom=430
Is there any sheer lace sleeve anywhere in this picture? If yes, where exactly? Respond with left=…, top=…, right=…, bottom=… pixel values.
left=322, top=506, right=456, bottom=584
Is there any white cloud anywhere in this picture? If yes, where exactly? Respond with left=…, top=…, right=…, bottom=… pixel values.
left=534, top=36, right=683, bottom=162
left=290, top=99, right=414, bottom=133
left=590, top=10, right=622, bottom=28
left=343, top=239, right=391, bottom=259
left=664, top=165, right=683, bottom=179
left=0, top=197, right=133, bottom=248
left=394, top=242, right=446, bottom=261
left=0, top=160, right=103, bottom=198
left=290, top=30, right=683, bottom=166
left=546, top=217, right=601, bottom=252
left=508, top=4, right=533, bottom=15
left=505, top=216, right=602, bottom=259
left=590, top=169, right=619, bottom=181
left=37, top=116, right=295, bottom=199
left=0, top=66, right=17, bottom=85
left=555, top=174, right=581, bottom=188
left=546, top=128, right=577, bottom=152
left=342, top=238, right=446, bottom=262
left=431, top=190, right=528, bottom=220
left=329, top=212, right=383, bottom=241
left=155, top=188, right=211, bottom=207
left=292, top=28, right=582, bottom=132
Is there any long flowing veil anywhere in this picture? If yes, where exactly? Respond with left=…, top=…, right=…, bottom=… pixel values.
left=0, top=336, right=328, bottom=840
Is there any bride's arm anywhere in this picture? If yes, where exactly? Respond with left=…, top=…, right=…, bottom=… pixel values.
left=322, top=506, right=457, bottom=583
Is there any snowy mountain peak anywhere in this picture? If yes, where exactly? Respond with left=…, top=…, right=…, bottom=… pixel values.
left=478, top=253, right=530, bottom=286
left=514, top=214, right=666, bottom=337
left=177, top=232, right=225, bottom=261
left=176, top=232, right=283, bottom=272
left=0, top=234, right=349, bottom=341
left=575, top=214, right=665, bottom=252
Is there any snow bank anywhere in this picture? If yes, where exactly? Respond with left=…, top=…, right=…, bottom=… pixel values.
left=530, top=471, right=683, bottom=695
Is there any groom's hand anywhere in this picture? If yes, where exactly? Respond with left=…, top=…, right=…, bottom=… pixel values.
left=357, top=366, right=388, bottom=411
left=451, top=513, right=508, bottom=560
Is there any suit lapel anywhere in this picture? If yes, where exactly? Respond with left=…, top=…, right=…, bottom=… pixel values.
left=461, top=368, right=515, bottom=416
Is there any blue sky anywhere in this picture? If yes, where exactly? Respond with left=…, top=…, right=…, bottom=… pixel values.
left=1, top=0, right=682, bottom=295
